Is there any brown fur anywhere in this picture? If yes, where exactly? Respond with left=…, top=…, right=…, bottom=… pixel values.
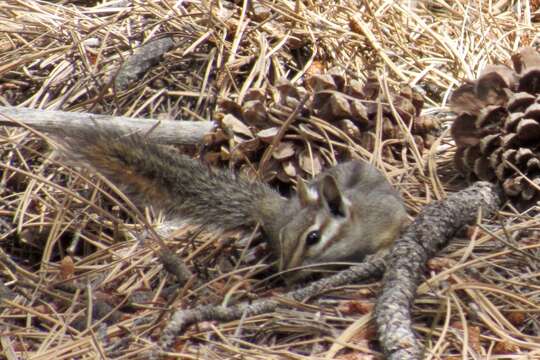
left=56, top=127, right=407, bottom=281
left=58, top=128, right=284, bottom=231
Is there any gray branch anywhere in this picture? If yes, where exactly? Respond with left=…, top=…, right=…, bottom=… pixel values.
left=0, top=106, right=215, bottom=145
left=375, top=181, right=503, bottom=360
left=156, top=256, right=386, bottom=355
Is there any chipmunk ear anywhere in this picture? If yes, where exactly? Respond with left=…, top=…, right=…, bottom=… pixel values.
left=319, top=175, right=348, bottom=217
left=296, top=176, right=318, bottom=207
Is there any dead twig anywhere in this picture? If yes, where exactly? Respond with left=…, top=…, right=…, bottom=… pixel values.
left=0, top=106, right=214, bottom=145
left=156, top=254, right=386, bottom=355
left=375, top=181, right=503, bottom=360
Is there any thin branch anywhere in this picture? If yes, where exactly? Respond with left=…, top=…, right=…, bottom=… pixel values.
left=0, top=106, right=215, bottom=145
left=156, top=255, right=386, bottom=355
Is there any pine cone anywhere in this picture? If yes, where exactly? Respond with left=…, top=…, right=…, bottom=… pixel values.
left=205, top=71, right=439, bottom=184
left=451, top=47, right=540, bottom=206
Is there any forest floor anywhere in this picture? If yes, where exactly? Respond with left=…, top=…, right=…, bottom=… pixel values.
left=0, top=1, right=539, bottom=359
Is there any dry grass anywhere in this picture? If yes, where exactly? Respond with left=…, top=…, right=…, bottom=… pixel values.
left=0, top=0, right=540, bottom=359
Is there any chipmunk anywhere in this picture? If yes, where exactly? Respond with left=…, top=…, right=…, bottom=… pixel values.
left=56, top=128, right=407, bottom=282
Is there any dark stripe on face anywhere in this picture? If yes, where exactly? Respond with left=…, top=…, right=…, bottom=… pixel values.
left=318, top=215, right=349, bottom=254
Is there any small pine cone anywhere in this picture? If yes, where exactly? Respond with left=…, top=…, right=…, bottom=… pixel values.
left=307, top=74, right=437, bottom=143
left=450, top=47, right=540, bottom=207
left=211, top=72, right=440, bottom=186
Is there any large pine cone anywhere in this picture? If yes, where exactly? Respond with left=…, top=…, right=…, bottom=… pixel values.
left=451, top=47, right=540, bottom=206
left=205, top=71, right=439, bottom=184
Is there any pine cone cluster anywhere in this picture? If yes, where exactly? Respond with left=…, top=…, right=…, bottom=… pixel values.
left=451, top=47, right=540, bottom=206
left=204, top=72, right=439, bottom=184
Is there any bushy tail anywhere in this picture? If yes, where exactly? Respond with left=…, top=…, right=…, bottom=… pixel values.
left=56, top=127, right=280, bottom=230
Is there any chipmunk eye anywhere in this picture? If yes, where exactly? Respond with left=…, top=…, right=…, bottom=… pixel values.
left=305, top=230, right=321, bottom=246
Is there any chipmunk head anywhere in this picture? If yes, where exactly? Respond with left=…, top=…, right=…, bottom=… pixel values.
left=277, top=174, right=355, bottom=280
left=276, top=169, right=407, bottom=283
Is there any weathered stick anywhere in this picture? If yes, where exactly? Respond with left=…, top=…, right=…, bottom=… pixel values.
left=157, top=255, right=387, bottom=354
left=375, top=181, right=502, bottom=360
left=0, top=106, right=215, bottom=145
